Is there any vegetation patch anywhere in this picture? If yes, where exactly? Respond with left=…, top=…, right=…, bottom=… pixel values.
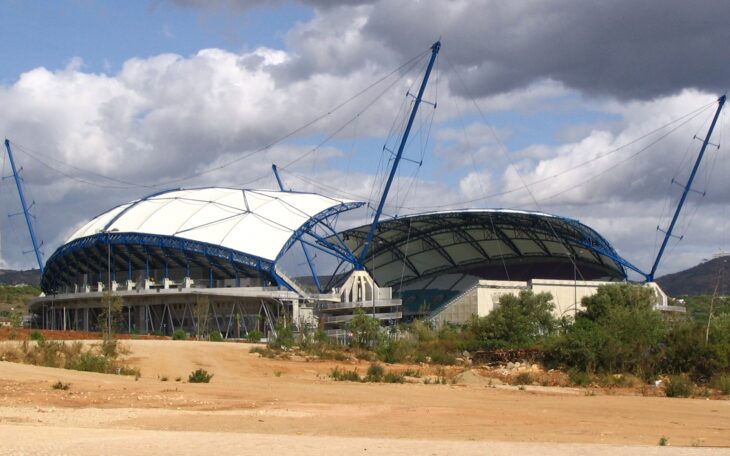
left=665, top=375, right=694, bottom=398
left=188, top=368, right=213, bottom=383
left=51, top=381, right=69, bottom=390
left=0, top=338, right=139, bottom=377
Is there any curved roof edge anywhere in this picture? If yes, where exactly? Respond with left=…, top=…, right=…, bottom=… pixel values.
left=336, top=209, right=634, bottom=287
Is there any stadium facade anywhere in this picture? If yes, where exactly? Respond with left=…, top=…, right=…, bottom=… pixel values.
left=30, top=187, right=673, bottom=337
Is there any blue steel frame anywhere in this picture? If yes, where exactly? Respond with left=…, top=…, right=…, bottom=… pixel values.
left=358, top=40, right=441, bottom=266
left=648, top=95, right=726, bottom=281
left=4, top=139, right=45, bottom=273
left=41, top=232, right=276, bottom=293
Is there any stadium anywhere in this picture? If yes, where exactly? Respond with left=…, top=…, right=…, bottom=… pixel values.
left=24, top=40, right=698, bottom=337
left=29, top=185, right=671, bottom=337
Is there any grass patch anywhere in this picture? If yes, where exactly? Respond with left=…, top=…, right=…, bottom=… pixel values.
left=2, top=339, right=139, bottom=377
left=188, top=368, right=213, bottom=383
left=383, top=371, right=405, bottom=383
left=712, top=373, right=730, bottom=395
left=330, top=366, right=361, bottom=382
left=250, top=346, right=278, bottom=358
left=665, top=375, right=694, bottom=398
left=401, top=368, right=422, bottom=378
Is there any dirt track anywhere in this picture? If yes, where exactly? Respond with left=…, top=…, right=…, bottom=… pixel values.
left=1, top=339, right=729, bottom=454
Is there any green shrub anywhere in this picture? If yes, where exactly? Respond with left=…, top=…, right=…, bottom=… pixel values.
left=100, top=339, right=119, bottom=359
left=514, top=372, right=532, bottom=385
left=330, top=366, right=361, bottom=382
left=209, top=330, right=223, bottom=342
left=348, top=309, right=384, bottom=349
left=465, top=290, right=557, bottom=350
left=383, top=371, right=405, bottom=383
left=270, top=325, right=294, bottom=349
left=172, top=329, right=187, bottom=340
left=712, top=373, right=730, bottom=395
left=68, top=351, right=110, bottom=373
left=30, top=331, right=44, bottom=342
left=365, top=362, right=385, bottom=382
left=188, top=368, right=213, bottom=383
left=665, top=374, right=694, bottom=398
left=568, top=369, right=592, bottom=386
left=247, top=329, right=263, bottom=343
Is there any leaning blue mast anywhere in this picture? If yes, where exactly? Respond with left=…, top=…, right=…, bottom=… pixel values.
left=4, top=139, right=44, bottom=274
left=358, top=40, right=441, bottom=267
left=648, top=95, right=726, bottom=281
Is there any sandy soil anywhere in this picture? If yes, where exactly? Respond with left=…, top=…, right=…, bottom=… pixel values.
left=1, top=339, right=729, bottom=455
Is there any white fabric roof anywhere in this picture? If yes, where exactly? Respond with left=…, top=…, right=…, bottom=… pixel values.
left=67, top=187, right=359, bottom=262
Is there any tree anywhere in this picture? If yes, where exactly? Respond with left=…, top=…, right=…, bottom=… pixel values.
left=580, top=283, right=655, bottom=321
left=194, top=295, right=210, bottom=340
left=98, top=292, right=124, bottom=339
left=348, top=308, right=383, bottom=349
left=466, top=290, right=557, bottom=350
left=547, top=284, right=665, bottom=376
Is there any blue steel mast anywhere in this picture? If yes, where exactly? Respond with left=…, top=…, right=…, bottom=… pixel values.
left=4, top=139, right=44, bottom=274
left=358, top=40, right=440, bottom=267
left=648, top=95, right=726, bottom=281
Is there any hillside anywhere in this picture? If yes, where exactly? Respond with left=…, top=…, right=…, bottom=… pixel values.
left=656, top=255, right=729, bottom=297
left=0, top=269, right=40, bottom=286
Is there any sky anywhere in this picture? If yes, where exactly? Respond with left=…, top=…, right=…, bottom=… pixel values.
left=1, top=0, right=730, bottom=281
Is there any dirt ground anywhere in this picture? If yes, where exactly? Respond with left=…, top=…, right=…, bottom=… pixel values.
left=1, top=339, right=729, bottom=455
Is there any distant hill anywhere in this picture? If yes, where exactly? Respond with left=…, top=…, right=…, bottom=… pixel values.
left=0, top=269, right=40, bottom=286
left=656, top=256, right=730, bottom=297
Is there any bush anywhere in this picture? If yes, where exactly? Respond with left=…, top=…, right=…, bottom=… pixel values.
left=172, top=329, right=187, bottom=340
left=188, top=368, right=213, bottom=383
left=209, top=330, right=224, bottom=342
left=712, top=373, right=730, bottom=395
left=30, top=331, right=44, bottom=342
left=665, top=374, right=694, bottom=398
left=568, top=369, right=592, bottom=386
left=546, top=284, right=665, bottom=376
left=330, top=366, right=361, bottom=382
left=348, top=309, right=383, bottom=349
left=67, top=351, right=110, bottom=373
left=365, top=362, right=385, bottom=382
left=247, top=330, right=263, bottom=343
left=514, top=372, right=533, bottom=385
left=52, top=381, right=69, bottom=390
left=383, top=371, right=405, bottom=383
left=100, top=339, right=119, bottom=359
left=270, top=325, right=294, bottom=349
left=465, top=290, right=557, bottom=350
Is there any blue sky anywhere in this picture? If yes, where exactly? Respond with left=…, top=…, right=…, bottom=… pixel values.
left=0, top=0, right=310, bottom=82
left=0, top=0, right=729, bottom=278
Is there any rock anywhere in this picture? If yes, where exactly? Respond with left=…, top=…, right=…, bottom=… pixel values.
left=507, top=362, right=515, bottom=369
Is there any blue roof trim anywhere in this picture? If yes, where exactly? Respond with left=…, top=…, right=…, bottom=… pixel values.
left=41, top=232, right=276, bottom=292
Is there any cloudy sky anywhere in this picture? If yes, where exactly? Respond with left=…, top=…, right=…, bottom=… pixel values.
left=0, top=0, right=729, bottom=281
